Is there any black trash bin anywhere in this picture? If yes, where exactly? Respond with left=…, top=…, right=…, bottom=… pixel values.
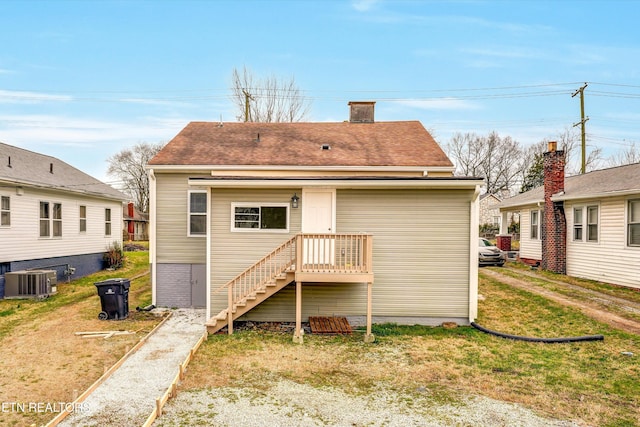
left=95, top=278, right=130, bottom=320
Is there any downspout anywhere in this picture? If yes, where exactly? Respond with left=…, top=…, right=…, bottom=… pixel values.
left=468, top=185, right=481, bottom=322
left=206, top=187, right=212, bottom=320
left=149, top=168, right=157, bottom=306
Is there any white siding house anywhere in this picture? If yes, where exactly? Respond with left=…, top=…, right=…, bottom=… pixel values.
left=148, top=102, right=484, bottom=339
left=500, top=144, right=640, bottom=289
left=0, top=142, right=126, bottom=297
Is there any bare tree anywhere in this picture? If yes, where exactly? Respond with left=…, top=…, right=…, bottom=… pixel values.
left=230, top=66, right=311, bottom=122
left=554, top=127, right=602, bottom=175
left=107, top=142, right=164, bottom=213
left=446, top=131, right=523, bottom=195
left=608, top=142, right=640, bottom=167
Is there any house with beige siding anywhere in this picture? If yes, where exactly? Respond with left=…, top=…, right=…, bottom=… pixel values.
left=499, top=142, right=640, bottom=289
left=148, top=102, right=484, bottom=341
left=0, top=142, right=126, bottom=298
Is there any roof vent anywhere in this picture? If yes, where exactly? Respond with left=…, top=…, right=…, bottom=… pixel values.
left=321, top=144, right=331, bottom=150
left=50, top=163, right=54, bottom=174
left=7, top=156, right=11, bottom=168
left=349, top=101, right=375, bottom=123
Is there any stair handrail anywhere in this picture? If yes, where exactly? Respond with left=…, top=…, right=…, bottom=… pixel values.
left=210, top=235, right=297, bottom=301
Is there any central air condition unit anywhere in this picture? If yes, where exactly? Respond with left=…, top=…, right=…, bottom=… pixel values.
left=4, top=270, right=56, bottom=298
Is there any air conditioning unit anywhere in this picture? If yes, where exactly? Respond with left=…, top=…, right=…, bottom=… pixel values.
left=4, top=270, right=56, bottom=298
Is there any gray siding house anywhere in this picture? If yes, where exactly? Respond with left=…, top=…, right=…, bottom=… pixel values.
left=148, top=102, right=483, bottom=339
left=0, top=142, right=126, bottom=297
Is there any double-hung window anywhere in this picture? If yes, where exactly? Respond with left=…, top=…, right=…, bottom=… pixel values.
left=629, top=199, right=640, bottom=247
left=573, top=208, right=583, bottom=241
left=586, top=206, right=598, bottom=242
left=105, top=208, right=112, bottom=236
left=573, top=205, right=599, bottom=242
left=1, top=196, right=9, bottom=226
left=52, top=203, right=62, bottom=237
left=40, top=202, right=50, bottom=237
left=232, top=203, right=288, bottom=232
left=189, top=191, right=207, bottom=236
left=530, top=210, right=540, bottom=240
left=79, top=205, right=87, bottom=233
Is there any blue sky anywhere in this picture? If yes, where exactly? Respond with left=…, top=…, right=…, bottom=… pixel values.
left=1, top=0, right=640, bottom=183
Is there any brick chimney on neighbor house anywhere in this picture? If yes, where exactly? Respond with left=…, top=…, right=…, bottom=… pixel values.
left=541, top=141, right=567, bottom=274
left=349, top=101, right=375, bottom=123
left=127, top=202, right=135, bottom=236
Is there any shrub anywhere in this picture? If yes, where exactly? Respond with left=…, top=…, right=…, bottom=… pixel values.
left=104, top=241, right=125, bottom=269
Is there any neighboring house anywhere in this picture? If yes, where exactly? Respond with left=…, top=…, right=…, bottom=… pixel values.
left=123, top=202, right=149, bottom=241
left=0, top=142, right=126, bottom=298
left=499, top=141, right=640, bottom=289
left=479, top=193, right=502, bottom=228
left=147, top=102, right=484, bottom=340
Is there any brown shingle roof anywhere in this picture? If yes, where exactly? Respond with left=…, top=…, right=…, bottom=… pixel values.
left=149, top=121, right=453, bottom=168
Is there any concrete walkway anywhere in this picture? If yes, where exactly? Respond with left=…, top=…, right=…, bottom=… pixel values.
left=57, top=308, right=206, bottom=427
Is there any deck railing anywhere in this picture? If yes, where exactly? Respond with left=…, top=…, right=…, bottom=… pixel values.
left=213, top=233, right=373, bottom=316
left=296, top=233, right=373, bottom=273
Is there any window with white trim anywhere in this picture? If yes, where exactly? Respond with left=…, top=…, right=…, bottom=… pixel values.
left=40, top=202, right=50, bottom=237
left=52, top=203, right=62, bottom=237
left=586, top=205, right=598, bottom=242
left=232, top=203, right=288, bottom=232
left=573, top=207, right=583, bottom=241
left=105, top=208, right=112, bottom=236
left=530, top=210, right=540, bottom=240
left=1, top=196, right=9, bottom=226
left=573, top=205, right=599, bottom=242
left=39, top=202, right=61, bottom=238
left=628, top=199, right=640, bottom=247
left=79, top=205, right=87, bottom=233
left=189, top=191, right=207, bottom=236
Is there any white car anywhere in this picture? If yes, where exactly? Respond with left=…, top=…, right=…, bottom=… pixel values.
left=478, top=238, right=506, bottom=267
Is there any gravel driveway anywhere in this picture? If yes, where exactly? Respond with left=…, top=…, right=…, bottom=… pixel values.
left=154, top=379, right=581, bottom=426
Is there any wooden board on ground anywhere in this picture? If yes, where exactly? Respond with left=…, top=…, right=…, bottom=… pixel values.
left=309, top=316, right=352, bottom=335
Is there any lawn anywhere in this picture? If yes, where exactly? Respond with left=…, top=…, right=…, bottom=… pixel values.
left=1, top=252, right=638, bottom=426
left=0, top=249, right=164, bottom=427
left=175, top=270, right=639, bottom=427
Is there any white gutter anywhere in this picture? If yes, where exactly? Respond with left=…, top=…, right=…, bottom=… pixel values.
left=187, top=178, right=484, bottom=190
left=205, top=187, right=212, bottom=320
left=552, top=188, right=640, bottom=202
left=468, top=185, right=481, bottom=322
left=146, top=164, right=456, bottom=174
left=149, top=168, right=157, bottom=306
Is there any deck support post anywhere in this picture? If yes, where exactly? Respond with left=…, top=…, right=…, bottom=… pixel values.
left=227, top=285, right=233, bottom=335
left=364, top=281, right=375, bottom=343
left=293, top=281, right=304, bottom=343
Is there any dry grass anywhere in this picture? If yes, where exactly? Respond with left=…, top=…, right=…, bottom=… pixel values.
left=0, top=251, right=164, bottom=427
left=180, top=272, right=639, bottom=427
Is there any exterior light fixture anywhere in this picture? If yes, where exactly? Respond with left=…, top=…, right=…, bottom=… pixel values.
left=291, top=193, right=299, bottom=209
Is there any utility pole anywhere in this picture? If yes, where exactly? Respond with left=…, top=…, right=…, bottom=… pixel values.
left=242, top=89, right=254, bottom=122
left=572, top=83, right=589, bottom=174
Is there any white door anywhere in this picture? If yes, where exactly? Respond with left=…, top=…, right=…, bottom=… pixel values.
left=301, top=189, right=335, bottom=265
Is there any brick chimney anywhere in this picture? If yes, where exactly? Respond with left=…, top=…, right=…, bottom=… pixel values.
left=349, top=101, right=375, bottom=123
left=541, top=141, right=566, bottom=273
left=127, top=202, right=135, bottom=237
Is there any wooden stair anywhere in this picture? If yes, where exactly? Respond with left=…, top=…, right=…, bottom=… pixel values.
left=206, top=270, right=295, bottom=334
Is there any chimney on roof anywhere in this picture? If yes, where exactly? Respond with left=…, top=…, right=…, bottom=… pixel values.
left=541, top=140, right=566, bottom=274
left=349, top=101, right=375, bottom=123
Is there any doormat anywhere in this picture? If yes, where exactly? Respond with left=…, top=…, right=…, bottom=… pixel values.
left=309, top=316, right=352, bottom=334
